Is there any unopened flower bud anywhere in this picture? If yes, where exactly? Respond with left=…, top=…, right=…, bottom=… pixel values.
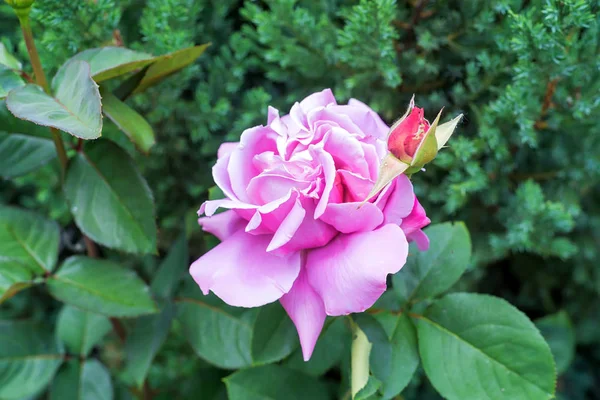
left=5, top=0, right=34, bottom=17
left=387, top=106, right=431, bottom=163
left=5, top=0, right=34, bottom=8
left=361, top=97, right=463, bottom=204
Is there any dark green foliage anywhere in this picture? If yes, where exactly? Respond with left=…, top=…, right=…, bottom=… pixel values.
left=1, top=0, right=599, bottom=398
left=32, top=0, right=123, bottom=73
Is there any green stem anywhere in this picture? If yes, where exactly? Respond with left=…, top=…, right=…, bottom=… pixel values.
left=18, top=15, right=47, bottom=91
left=49, top=127, right=68, bottom=173
left=350, top=320, right=372, bottom=399
left=17, top=12, right=68, bottom=173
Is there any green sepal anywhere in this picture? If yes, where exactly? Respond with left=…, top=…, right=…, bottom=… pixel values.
left=5, top=0, right=34, bottom=17
left=360, top=153, right=410, bottom=205
left=410, top=108, right=442, bottom=167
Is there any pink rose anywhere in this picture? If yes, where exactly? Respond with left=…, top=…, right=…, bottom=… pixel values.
left=190, top=89, right=430, bottom=360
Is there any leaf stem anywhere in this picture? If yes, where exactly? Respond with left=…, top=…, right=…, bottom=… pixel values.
left=408, top=312, right=423, bottom=319
left=142, top=382, right=153, bottom=400
left=110, top=317, right=126, bottom=342
left=83, top=235, right=99, bottom=257
left=16, top=11, right=68, bottom=172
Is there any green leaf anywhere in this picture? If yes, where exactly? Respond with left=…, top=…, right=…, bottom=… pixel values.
left=0, top=320, right=63, bottom=400
left=0, top=131, right=56, bottom=178
left=251, top=302, right=298, bottom=365
left=177, top=295, right=254, bottom=369
left=112, top=66, right=150, bottom=100
left=150, top=232, right=189, bottom=299
left=100, top=88, right=155, bottom=153
left=416, top=293, right=556, bottom=400
left=63, top=47, right=154, bottom=82
left=0, top=100, right=56, bottom=179
left=64, top=140, right=157, bottom=254
left=114, top=383, right=136, bottom=400
left=7, top=61, right=102, bottom=139
left=55, top=305, right=112, bottom=356
left=47, top=256, right=158, bottom=317
left=0, top=65, right=24, bottom=99
left=0, top=260, right=34, bottom=303
left=224, top=365, right=331, bottom=400
left=535, top=311, right=575, bottom=374
left=393, top=222, right=471, bottom=304
left=63, top=45, right=209, bottom=92
left=176, top=367, right=228, bottom=400
left=284, top=318, right=349, bottom=377
left=0, top=99, right=50, bottom=136
left=50, top=359, right=113, bottom=400
left=132, top=44, right=210, bottom=94
left=355, top=376, right=381, bottom=400
left=372, top=312, right=419, bottom=398
left=0, top=95, right=56, bottom=178
left=0, top=205, right=60, bottom=273
left=0, top=44, right=22, bottom=70
left=122, top=303, right=175, bottom=388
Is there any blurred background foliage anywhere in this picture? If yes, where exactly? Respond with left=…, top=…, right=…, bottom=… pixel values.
left=1, top=0, right=599, bottom=399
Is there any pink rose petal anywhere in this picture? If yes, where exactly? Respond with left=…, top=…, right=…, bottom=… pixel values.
left=382, top=175, right=416, bottom=225
left=320, top=202, right=383, bottom=234
left=337, top=170, right=373, bottom=203
left=280, top=268, right=327, bottom=361
left=322, top=127, right=370, bottom=178
left=308, top=108, right=363, bottom=139
left=228, top=126, right=279, bottom=202
left=190, top=230, right=301, bottom=308
left=199, top=210, right=245, bottom=241
left=299, top=88, right=337, bottom=112
left=408, top=229, right=430, bottom=251
left=306, top=224, right=408, bottom=315
left=400, top=197, right=431, bottom=237
left=212, top=153, right=239, bottom=201
left=245, top=190, right=300, bottom=235
left=200, top=198, right=256, bottom=217
left=344, top=99, right=390, bottom=139
left=247, top=173, right=311, bottom=206
left=217, top=142, right=238, bottom=159
left=271, top=198, right=338, bottom=256
left=267, top=197, right=306, bottom=252
left=311, top=146, right=337, bottom=219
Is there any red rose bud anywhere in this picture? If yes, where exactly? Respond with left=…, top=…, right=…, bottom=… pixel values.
left=360, top=98, right=463, bottom=206
left=387, top=107, right=431, bottom=164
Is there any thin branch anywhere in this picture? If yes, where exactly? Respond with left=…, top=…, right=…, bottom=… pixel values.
left=534, top=78, right=559, bottom=129
left=509, top=170, right=561, bottom=182
left=399, top=79, right=446, bottom=94
left=366, top=308, right=404, bottom=316
left=16, top=11, right=68, bottom=173
left=411, top=0, right=430, bottom=27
